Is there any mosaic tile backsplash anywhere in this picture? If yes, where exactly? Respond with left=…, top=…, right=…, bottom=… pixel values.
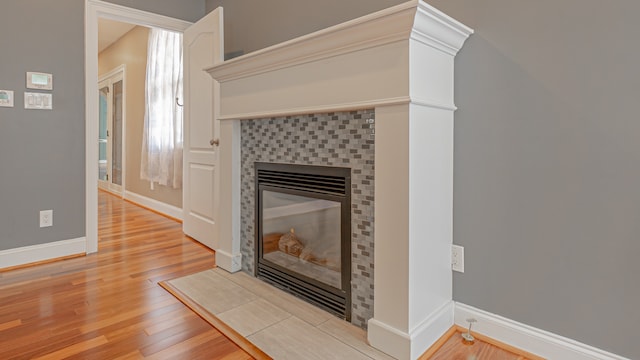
left=240, top=109, right=375, bottom=328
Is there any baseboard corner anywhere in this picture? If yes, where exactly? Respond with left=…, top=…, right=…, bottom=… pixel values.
left=368, top=300, right=454, bottom=360
left=215, top=249, right=242, bottom=273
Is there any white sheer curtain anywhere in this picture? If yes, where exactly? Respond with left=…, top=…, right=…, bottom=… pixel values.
left=140, top=28, right=184, bottom=189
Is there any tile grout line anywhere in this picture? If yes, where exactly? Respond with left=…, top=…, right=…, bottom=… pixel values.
left=211, top=268, right=390, bottom=359
left=215, top=268, right=331, bottom=325
left=314, top=320, right=379, bottom=360
left=246, top=314, right=293, bottom=343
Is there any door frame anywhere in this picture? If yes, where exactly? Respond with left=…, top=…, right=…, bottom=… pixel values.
left=85, top=0, right=192, bottom=253
left=98, top=64, right=126, bottom=196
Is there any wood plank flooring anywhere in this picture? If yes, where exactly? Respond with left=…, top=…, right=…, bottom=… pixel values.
left=422, top=326, right=543, bottom=360
left=0, top=191, right=252, bottom=360
left=0, top=191, right=542, bottom=359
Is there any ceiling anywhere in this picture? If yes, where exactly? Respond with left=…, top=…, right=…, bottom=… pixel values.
left=98, top=18, right=137, bottom=53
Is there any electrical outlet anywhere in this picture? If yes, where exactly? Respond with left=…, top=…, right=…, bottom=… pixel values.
left=40, top=210, right=53, bottom=228
left=451, top=244, right=464, bottom=273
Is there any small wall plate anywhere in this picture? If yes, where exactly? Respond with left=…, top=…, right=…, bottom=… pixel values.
left=26, top=72, right=53, bottom=90
left=0, top=90, right=14, bottom=108
left=24, top=92, right=52, bottom=110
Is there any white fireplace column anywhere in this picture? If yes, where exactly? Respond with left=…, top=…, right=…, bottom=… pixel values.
left=206, top=2, right=472, bottom=359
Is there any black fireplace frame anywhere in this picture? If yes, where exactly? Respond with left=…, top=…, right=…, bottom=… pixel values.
left=254, top=162, right=352, bottom=321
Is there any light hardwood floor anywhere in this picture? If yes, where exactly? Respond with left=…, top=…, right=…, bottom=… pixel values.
left=0, top=191, right=540, bottom=360
left=0, top=191, right=251, bottom=359
left=421, top=326, right=543, bottom=360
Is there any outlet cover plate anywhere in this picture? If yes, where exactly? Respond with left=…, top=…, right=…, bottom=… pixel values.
left=40, top=209, right=53, bottom=228
left=452, top=244, right=464, bottom=273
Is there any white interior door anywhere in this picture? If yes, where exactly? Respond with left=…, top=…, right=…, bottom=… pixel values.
left=182, top=8, right=224, bottom=249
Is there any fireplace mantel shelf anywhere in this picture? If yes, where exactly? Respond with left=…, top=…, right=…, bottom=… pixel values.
left=205, top=0, right=471, bottom=84
left=207, top=1, right=472, bottom=359
left=206, top=0, right=472, bottom=122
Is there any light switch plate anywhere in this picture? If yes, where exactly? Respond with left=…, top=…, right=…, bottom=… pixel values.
left=0, top=90, right=14, bottom=107
left=24, top=92, right=52, bottom=110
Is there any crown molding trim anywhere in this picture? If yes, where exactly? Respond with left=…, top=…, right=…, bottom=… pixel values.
left=206, top=0, right=472, bottom=83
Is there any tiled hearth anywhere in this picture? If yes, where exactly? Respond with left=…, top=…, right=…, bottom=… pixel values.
left=240, top=110, right=375, bottom=328
left=168, top=268, right=394, bottom=359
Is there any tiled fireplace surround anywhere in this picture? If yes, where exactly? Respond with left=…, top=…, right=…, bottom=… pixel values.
left=240, top=110, right=376, bottom=327
left=206, top=2, right=472, bottom=359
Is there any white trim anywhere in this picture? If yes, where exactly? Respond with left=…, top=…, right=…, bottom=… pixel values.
left=454, top=303, right=630, bottom=360
left=218, top=97, right=411, bottom=121
left=88, top=0, right=192, bottom=30
left=85, top=0, right=192, bottom=254
left=215, top=249, right=242, bottom=273
left=411, top=97, right=457, bottom=112
left=367, top=319, right=411, bottom=359
left=98, top=63, right=126, bottom=82
left=411, top=3, right=474, bottom=56
left=368, top=301, right=454, bottom=360
left=409, top=301, right=455, bottom=358
left=0, top=237, right=86, bottom=269
left=205, top=1, right=472, bottom=82
left=85, top=1, right=99, bottom=254
left=124, top=191, right=183, bottom=221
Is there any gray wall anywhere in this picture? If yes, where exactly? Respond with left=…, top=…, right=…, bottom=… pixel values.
left=204, top=0, right=640, bottom=358
left=205, top=0, right=406, bottom=56
left=0, top=1, right=206, bottom=254
left=0, top=0, right=85, bottom=251
left=427, top=1, right=639, bottom=358
left=104, top=0, right=205, bottom=22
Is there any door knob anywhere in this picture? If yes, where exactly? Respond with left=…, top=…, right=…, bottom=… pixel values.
left=210, top=138, right=220, bottom=146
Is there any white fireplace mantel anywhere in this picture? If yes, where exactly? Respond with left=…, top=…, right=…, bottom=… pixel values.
left=206, top=1, right=472, bottom=359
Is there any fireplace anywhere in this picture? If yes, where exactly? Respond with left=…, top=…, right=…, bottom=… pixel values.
left=207, top=2, right=472, bottom=357
left=239, top=111, right=375, bottom=328
left=255, top=162, right=352, bottom=320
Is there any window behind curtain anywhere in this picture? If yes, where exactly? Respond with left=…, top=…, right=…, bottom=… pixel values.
left=140, top=28, right=184, bottom=189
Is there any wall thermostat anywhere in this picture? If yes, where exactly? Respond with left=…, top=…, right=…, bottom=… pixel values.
left=26, top=72, right=53, bottom=90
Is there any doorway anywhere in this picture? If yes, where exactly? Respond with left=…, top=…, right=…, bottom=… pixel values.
left=86, top=1, right=223, bottom=256
left=85, top=1, right=193, bottom=253
left=98, top=66, right=125, bottom=195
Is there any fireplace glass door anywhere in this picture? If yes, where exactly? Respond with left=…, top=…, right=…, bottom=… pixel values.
left=255, top=162, right=351, bottom=320
left=262, top=190, right=342, bottom=289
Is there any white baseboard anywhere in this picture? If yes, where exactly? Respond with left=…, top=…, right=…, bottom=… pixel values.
left=124, top=191, right=183, bottom=221
left=367, top=318, right=411, bottom=360
left=215, top=249, right=242, bottom=273
left=368, top=301, right=454, bottom=360
left=0, top=237, right=86, bottom=269
left=454, top=302, right=629, bottom=360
